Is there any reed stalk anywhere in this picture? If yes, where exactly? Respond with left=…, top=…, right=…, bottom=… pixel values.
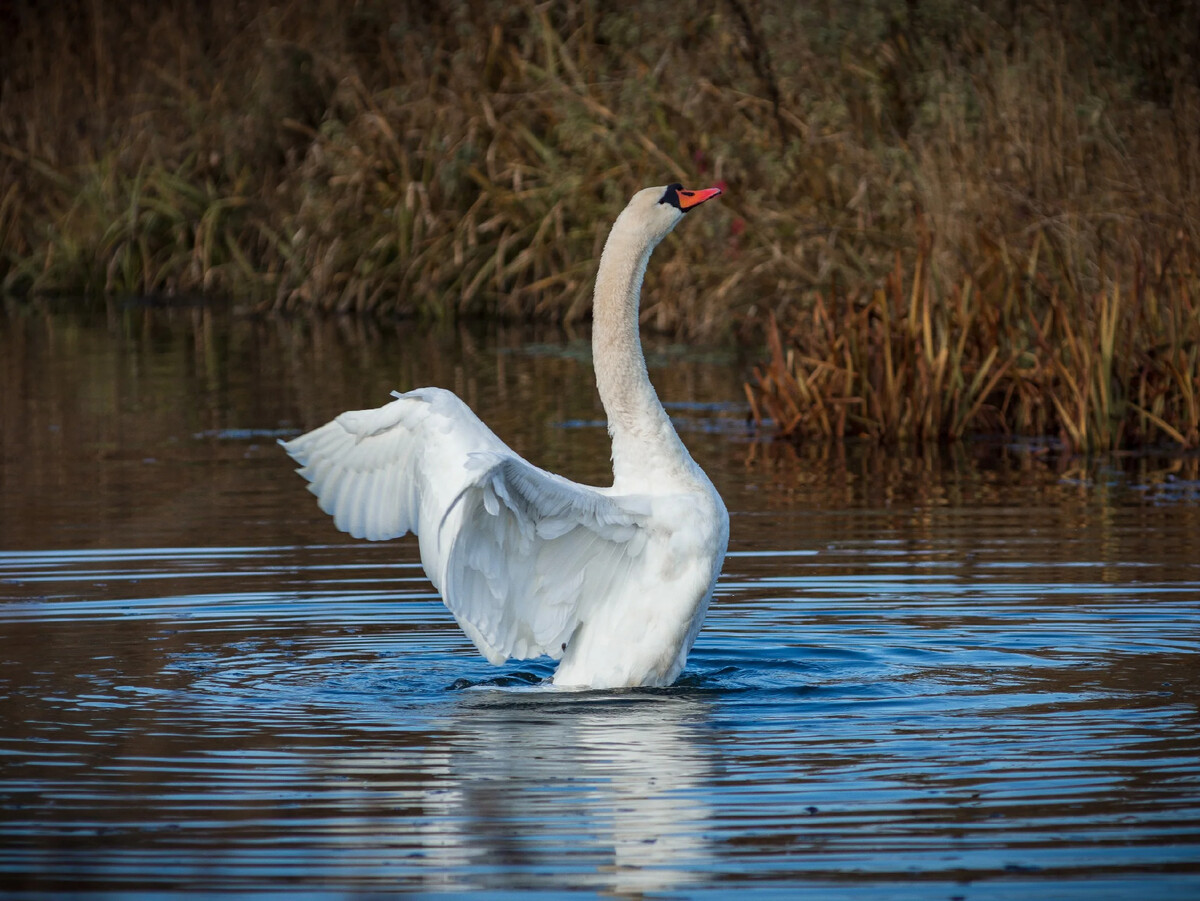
left=2, top=1, right=1199, bottom=446
left=748, top=240, right=1200, bottom=449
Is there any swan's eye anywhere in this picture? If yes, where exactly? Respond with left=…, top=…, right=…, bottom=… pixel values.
left=659, top=184, right=686, bottom=209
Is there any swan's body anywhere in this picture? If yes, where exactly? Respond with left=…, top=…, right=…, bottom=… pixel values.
left=282, top=184, right=728, bottom=689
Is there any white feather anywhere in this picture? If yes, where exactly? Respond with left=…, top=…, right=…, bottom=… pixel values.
left=282, top=184, right=729, bottom=688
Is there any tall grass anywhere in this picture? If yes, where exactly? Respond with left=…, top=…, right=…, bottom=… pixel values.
left=1, top=1, right=743, bottom=324
left=747, top=242, right=1200, bottom=450
left=2, top=1, right=1199, bottom=445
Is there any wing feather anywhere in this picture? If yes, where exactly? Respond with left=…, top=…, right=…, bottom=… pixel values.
left=282, top=388, right=651, bottom=665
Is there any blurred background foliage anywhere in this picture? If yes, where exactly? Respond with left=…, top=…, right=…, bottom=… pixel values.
left=2, top=0, right=1198, bottom=446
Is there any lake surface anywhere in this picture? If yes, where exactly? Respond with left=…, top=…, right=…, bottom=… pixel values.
left=1, top=302, right=1199, bottom=898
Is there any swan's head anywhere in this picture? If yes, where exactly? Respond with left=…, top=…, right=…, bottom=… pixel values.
left=617, top=183, right=723, bottom=247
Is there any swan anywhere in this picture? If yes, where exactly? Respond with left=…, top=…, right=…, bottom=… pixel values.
left=280, top=183, right=729, bottom=689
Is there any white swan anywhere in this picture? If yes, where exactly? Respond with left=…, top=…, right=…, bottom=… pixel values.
left=281, top=184, right=729, bottom=689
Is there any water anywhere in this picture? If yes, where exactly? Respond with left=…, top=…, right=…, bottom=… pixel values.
left=2, top=302, right=1199, bottom=898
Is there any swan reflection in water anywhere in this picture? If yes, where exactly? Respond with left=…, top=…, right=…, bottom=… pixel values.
left=321, top=689, right=715, bottom=894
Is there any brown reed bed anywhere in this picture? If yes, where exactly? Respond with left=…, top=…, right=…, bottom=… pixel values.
left=2, top=1, right=1199, bottom=446
left=0, top=0, right=749, bottom=325
left=746, top=237, right=1200, bottom=451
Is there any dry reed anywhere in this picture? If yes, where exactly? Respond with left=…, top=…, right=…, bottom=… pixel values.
left=747, top=241, right=1200, bottom=450
left=2, top=1, right=1199, bottom=446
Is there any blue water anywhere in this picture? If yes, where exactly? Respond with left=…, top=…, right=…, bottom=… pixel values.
left=1, top=311, right=1199, bottom=898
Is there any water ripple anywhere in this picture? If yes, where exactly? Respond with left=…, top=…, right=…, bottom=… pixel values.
left=1, top=533, right=1198, bottom=898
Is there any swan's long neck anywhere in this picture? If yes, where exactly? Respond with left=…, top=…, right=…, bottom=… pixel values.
left=592, top=212, right=693, bottom=489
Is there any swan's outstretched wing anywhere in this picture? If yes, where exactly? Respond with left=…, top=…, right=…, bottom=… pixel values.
left=440, top=454, right=650, bottom=664
left=281, top=389, right=498, bottom=549
left=281, top=388, right=649, bottom=664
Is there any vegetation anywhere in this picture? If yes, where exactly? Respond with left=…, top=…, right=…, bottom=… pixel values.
left=2, top=1, right=1198, bottom=447
left=749, top=243, right=1200, bottom=451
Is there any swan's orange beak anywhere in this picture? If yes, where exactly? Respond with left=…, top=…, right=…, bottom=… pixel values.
left=677, top=186, right=722, bottom=211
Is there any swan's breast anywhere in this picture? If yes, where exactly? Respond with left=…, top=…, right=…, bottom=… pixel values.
left=550, top=487, right=725, bottom=688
